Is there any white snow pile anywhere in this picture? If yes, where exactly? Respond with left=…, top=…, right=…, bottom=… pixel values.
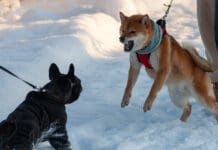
left=0, top=0, right=217, bottom=150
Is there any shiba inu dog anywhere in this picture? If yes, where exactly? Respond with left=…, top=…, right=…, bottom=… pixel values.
left=0, top=63, right=82, bottom=150
left=119, top=12, right=218, bottom=122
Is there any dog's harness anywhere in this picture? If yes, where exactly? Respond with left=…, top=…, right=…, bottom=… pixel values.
left=136, top=53, right=153, bottom=69
left=135, top=0, right=173, bottom=70
left=136, top=20, right=168, bottom=69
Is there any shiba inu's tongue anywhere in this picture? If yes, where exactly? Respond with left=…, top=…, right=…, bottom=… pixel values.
left=124, top=41, right=134, bottom=52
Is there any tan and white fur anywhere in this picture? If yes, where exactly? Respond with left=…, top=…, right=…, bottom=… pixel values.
left=119, top=12, right=217, bottom=122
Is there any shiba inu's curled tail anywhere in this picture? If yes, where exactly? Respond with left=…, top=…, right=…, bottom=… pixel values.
left=182, top=43, right=214, bottom=72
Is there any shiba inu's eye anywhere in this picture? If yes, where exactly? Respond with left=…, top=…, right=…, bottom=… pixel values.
left=130, top=31, right=136, bottom=34
left=120, top=28, right=125, bottom=34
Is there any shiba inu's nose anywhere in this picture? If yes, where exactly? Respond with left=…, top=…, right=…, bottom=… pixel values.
left=119, top=36, right=125, bottom=43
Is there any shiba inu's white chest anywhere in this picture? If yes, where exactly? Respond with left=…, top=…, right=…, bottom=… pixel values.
left=129, top=49, right=161, bottom=80
left=129, top=48, right=160, bottom=79
left=149, top=48, right=160, bottom=71
left=145, top=48, right=160, bottom=79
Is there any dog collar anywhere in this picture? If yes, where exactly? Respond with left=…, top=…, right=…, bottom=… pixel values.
left=136, top=22, right=163, bottom=54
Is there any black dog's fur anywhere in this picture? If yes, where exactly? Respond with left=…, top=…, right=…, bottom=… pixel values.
left=0, top=63, right=82, bottom=150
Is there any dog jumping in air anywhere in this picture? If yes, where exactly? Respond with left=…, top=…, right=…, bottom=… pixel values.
left=119, top=12, right=218, bottom=122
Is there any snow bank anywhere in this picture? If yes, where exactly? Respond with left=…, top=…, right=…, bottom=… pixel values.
left=0, top=0, right=21, bottom=22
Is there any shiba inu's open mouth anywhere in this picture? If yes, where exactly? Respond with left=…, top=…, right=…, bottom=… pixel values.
left=124, top=40, right=134, bottom=52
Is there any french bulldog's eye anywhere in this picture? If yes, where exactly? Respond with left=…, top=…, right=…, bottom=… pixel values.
left=130, top=31, right=136, bottom=34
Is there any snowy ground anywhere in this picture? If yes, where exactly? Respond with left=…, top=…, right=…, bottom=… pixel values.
left=0, top=0, right=218, bottom=150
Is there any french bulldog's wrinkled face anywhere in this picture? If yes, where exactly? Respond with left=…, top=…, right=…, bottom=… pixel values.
left=43, top=63, right=82, bottom=104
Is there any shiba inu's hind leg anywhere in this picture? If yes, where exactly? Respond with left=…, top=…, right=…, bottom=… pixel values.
left=168, top=85, right=192, bottom=122
left=192, top=74, right=218, bottom=121
left=180, top=104, right=192, bottom=122
left=193, top=79, right=218, bottom=113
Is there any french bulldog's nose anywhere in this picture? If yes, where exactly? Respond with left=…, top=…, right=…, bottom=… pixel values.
left=119, top=36, right=125, bottom=43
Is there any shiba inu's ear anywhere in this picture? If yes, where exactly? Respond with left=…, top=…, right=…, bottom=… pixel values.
left=0, top=121, right=15, bottom=137
left=49, top=63, right=60, bottom=80
left=120, top=12, right=127, bottom=22
left=142, top=14, right=150, bottom=26
left=68, top=64, right=75, bottom=77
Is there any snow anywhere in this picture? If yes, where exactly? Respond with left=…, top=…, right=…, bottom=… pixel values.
left=0, top=0, right=218, bottom=150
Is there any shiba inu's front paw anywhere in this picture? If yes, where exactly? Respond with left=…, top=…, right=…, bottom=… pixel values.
left=121, top=93, right=131, bottom=108
left=143, top=99, right=153, bottom=112
left=121, top=96, right=130, bottom=107
left=121, top=98, right=130, bottom=108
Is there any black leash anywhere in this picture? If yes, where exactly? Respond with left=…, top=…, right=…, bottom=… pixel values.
left=162, top=0, right=174, bottom=21
left=0, top=65, right=40, bottom=90
left=156, top=0, right=174, bottom=31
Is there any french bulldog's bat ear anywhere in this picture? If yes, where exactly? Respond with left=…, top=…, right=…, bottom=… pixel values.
left=120, top=11, right=127, bottom=22
left=142, top=14, right=150, bottom=26
left=0, top=121, right=16, bottom=137
left=49, top=63, right=60, bottom=80
left=68, top=64, right=75, bottom=77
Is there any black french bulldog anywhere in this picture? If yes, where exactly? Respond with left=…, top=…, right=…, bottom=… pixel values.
left=0, top=63, right=82, bottom=150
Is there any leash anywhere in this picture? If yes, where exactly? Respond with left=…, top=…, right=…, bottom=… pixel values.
left=157, top=0, right=174, bottom=29
left=0, top=65, right=40, bottom=90
left=162, top=0, right=174, bottom=21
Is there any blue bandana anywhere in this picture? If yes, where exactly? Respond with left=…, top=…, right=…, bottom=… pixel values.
left=136, top=22, right=163, bottom=54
